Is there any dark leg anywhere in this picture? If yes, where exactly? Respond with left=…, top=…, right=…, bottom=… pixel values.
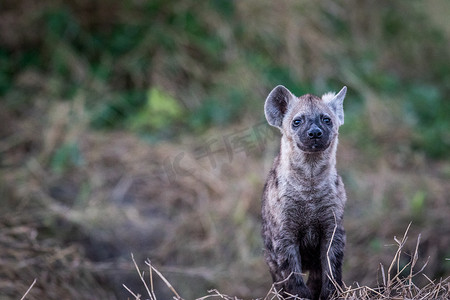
left=320, top=225, right=345, bottom=300
left=307, top=268, right=322, bottom=300
left=275, top=237, right=312, bottom=298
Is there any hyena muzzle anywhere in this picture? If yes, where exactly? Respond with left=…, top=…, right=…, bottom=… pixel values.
left=261, top=85, right=347, bottom=300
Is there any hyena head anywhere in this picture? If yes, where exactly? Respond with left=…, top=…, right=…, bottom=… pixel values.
left=264, top=85, right=346, bottom=153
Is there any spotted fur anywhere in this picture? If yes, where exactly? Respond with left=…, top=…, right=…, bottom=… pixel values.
left=262, top=85, right=347, bottom=300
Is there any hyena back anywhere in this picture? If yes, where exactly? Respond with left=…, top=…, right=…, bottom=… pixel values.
left=261, top=85, right=347, bottom=300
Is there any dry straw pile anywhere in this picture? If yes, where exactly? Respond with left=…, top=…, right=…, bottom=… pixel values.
left=125, top=224, right=449, bottom=300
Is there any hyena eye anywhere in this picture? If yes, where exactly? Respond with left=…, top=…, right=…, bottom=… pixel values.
left=292, top=119, right=302, bottom=127
left=322, top=117, right=331, bottom=125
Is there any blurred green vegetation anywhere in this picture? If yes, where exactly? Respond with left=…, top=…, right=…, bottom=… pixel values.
left=2, top=0, right=449, bottom=158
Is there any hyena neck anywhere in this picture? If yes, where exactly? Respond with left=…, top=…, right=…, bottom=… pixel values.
left=279, top=136, right=338, bottom=183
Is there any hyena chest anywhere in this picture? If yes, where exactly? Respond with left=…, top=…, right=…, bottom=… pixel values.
left=296, top=211, right=322, bottom=250
left=282, top=194, right=331, bottom=248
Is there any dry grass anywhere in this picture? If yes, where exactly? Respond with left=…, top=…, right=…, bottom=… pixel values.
left=125, top=225, right=449, bottom=300
left=0, top=200, right=116, bottom=299
left=337, top=224, right=450, bottom=300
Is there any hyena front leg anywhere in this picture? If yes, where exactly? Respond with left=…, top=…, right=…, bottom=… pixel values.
left=274, top=235, right=312, bottom=298
left=262, top=220, right=284, bottom=283
left=320, top=225, right=345, bottom=300
left=263, top=239, right=282, bottom=283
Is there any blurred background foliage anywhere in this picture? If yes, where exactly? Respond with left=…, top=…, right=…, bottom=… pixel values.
left=3, top=0, right=449, bottom=155
left=0, top=0, right=449, bottom=299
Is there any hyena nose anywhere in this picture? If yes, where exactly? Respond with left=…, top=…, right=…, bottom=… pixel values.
left=307, top=126, right=323, bottom=139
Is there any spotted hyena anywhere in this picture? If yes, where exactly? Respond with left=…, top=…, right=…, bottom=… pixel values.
left=261, top=85, right=347, bottom=300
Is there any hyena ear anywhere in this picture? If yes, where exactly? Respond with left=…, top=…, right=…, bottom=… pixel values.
left=264, top=85, right=295, bottom=128
left=325, top=86, right=347, bottom=126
